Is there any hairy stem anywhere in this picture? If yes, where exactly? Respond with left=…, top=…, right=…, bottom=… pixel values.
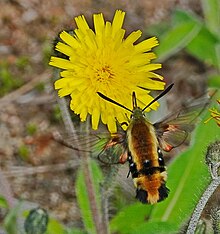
left=186, top=177, right=220, bottom=233
left=187, top=141, right=220, bottom=233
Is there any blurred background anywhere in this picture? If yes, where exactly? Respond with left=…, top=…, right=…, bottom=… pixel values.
left=0, top=0, right=219, bottom=233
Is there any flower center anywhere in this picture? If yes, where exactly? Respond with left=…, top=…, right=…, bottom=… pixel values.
left=95, top=65, right=115, bottom=83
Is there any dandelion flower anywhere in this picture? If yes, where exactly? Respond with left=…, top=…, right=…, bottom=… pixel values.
left=49, top=10, right=165, bottom=132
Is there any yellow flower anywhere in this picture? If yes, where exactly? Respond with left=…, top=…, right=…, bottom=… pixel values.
left=205, top=100, right=220, bottom=127
left=49, top=10, right=164, bottom=132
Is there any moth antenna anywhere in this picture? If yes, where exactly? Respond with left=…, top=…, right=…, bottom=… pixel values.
left=97, top=92, right=133, bottom=113
left=142, top=83, right=174, bottom=112
left=132, top=92, right=138, bottom=109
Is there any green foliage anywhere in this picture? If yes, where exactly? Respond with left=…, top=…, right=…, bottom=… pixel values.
left=26, top=123, right=38, bottom=136
left=211, top=208, right=220, bottom=234
left=3, top=202, right=21, bottom=234
left=64, top=228, right=87, bottom=234
left=186, top=25, right=219, bottom=67
left=156, top=14, right=201, bottom=62
left=18, top=145, right=30, bottom=161
left=110, top=203, right=153, bottom=234
left=208, top=74, right=220, bottom=87
left=128, top=222, right=178, bottom=234
left=195, top=220, right=207, bottom=234
left=154, top=2, right=220, bottom=89
left=0, top=196, right=8, bottom=209
left=46, top=218, right=66, bottom=234
left=51, top=105, right=62, bottom=122
left=0, top=61, right=23, bottom=97
left=15, top=56, right=30, bottom=70
left=201, top=0, right=220, bottom=38
left=75, top=159, right=103, bottom=234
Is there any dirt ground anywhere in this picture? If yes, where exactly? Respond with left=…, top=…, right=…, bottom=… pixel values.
left=0, top=0, right=210, bottom=230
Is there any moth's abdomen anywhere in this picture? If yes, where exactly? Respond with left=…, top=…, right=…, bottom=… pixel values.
left=127, top=120, right=169, bottom=204
left=134, top=172, right=169, bottom=204
left=136, top=179, right=169, bottom=204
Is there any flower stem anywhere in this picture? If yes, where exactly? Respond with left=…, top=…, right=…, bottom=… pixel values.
left=187, top=141, right=220, bottom=233
left=186, top=177, right=220, bottom=233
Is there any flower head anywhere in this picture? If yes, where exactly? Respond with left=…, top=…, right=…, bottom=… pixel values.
left=49, top=10, right=164, bottom=132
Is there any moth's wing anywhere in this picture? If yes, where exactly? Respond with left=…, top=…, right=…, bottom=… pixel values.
left=53, top=126, right=128, bottom=164
left=97, top=140, right=127, bottom=164
left=153, top=95, right=210, bottom=152
left=97, top=126, right=128, bottom=164
left=52, top=130, right=107, bottom=153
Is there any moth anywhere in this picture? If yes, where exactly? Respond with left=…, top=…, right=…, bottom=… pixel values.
left=97, top=84, right=209, bottom=204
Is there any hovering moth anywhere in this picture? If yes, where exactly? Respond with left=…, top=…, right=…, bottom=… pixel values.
left=97, top=83, right=209, bottom=204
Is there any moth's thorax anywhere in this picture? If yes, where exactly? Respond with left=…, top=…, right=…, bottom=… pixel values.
left=127, top=115, right=159, bottom=171
left=130, top=107, right=144, bottom=120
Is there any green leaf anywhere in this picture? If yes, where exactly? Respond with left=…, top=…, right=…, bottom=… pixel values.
left=156, top=21, right=201, bottom=62
left=208, top=74, right=220, bottom=88
left=171, top=9, right=201, bottom=25
left=129, top=221, right=178, bottom=234
left=110, top=203, right=153, bottom=234
left=201, top=0, right=220, bottom=39
left=186, top=25, right=219, bottom=67
left=46, top=218, right=66, bottom=234
left=149, top=100, right=220, bottom=230
left=3, top=202, right=21, bottom=234
left=75, top=159, right=103, bottom=234
left=215, top=43, right=220, bottom=70
left=64, top=228, right=87, bottom=234
left=0, top=196, right=8, bottom=208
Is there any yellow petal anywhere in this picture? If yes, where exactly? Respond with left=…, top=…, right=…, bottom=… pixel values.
left=124, top=30, right=142, bottom=45
left=56, top=42, right=74, bottom=56
left=49, top=57, right=74, bottom=69
left=135, top=37, right=159, bottom=53
left=59, top=31, right=79, bottom=49
left=57, top=88, right=72, bottom=97
left=75, top=15, right=90, bottom=34
left=112, top=10, right=125, bottom=37
left=91, top=108, right=100, bottom=130
left=80, top=108, right=88, bottom=121
left=107, top=116, right=117, bottom=133
left=94, top=13, right=105, bottom=35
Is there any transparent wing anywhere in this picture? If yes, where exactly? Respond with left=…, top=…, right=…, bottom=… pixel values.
left=154, top=94, right=210, bottom=152
left=53, top=124, right=127, bottom=164
left=97, top=124, right=128, bottom=164
left=52, top=130, right=107, bottom=153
